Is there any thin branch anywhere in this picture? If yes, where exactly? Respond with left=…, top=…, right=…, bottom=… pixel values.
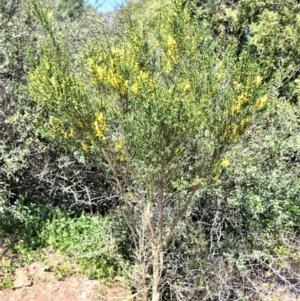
left=102, top=148, right=141, bottom=238
left=165, top=181, right=202, bottom=244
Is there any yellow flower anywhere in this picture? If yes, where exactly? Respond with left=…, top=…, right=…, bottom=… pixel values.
left=115, top=138, right=123, bottom=152
left=130, top=83, right=139, bottom=94
left=50, top=76, right=56, bottom=88
left=96, top=112, right=104, bottom=123
left=213, top=173, right=221, bottom=181
left=60, top=129, right=68, bottom=139
left=240, top=116, right=251, bottom=128
left=93, top=113, right=106, bottom=139
left=220, top=159, right=230, bottom=168
left=119, top=85, right=126, bottom=96
left=193, top=175, right=204, bottom=185
left=139, top=71, right=149, bottom=82
left=109, top=57, right=115, bottom=68
left=254, top=76, right=263, bottom=86
left=81, top=142, right=89, bottom=152
left=96, top=66, right=106, bottom=81
left=234, top=81, right=242, bottom=89
left=47, top=12, right=53, bottom=20
left=69, top=128, right=74, bottom=138
left=111, top=47, right=117, bottom=54
left=231, top=94, right=248, bottom=114
left=237, top=94, right=247, bottom=104
left=183, top=82, right=191, bottom=92
left=165, top=59, right=172, bottom=73
left=45, top=61, right=50, bottom=70
left=88, top=58, right=94, bottom=67
left=254, top=95, right=268, bottom=109
left=167, top=36, right=176, bottom=49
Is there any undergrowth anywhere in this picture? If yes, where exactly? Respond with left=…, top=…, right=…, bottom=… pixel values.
left=0, top=198, right=129, bottom=288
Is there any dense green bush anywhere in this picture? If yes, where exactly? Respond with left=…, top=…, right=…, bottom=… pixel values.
left=0, top=199, right=128, bottom=280
left=0, top=0, right=115, bottom=215
left=161, top=96, right=300, bottom=300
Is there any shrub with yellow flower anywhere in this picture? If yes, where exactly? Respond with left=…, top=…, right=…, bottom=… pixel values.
left=28, top=1, right=272, bottom=300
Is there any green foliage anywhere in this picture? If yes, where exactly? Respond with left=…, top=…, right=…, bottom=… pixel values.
left=219, top=98, right=300, bottom=234
left=44, top=211, right=126, bottom=279
left=57, top=0, right=84, bottom=20
left=161, top=95, right=300, bottom=299
left=0, top=199, right=55, bottom=249
left=0, top=268, right=14, bottom=290
left=0, top=0, right=112, bottom=221
left=192, top=0, right=300, bottom=102
left=0, top=200, right=128, bottom=282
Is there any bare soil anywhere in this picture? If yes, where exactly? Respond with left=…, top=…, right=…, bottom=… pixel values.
left=0, top=259, right=131, bottom=301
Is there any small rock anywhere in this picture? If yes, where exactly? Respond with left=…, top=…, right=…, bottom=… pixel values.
left=114, top=276, right=124, bottom=282
left=80, top=291, right=87, bottom=299
left=13, top=269, right=33, bottom=289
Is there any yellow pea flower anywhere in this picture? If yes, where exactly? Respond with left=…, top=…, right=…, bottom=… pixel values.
left=81, top=142, right=89, bottom=152
left=183, top=83, right=191, bottom=92
left=254, top=95, right=268, bottom=109
left=220, top=159, right=230, bottom=168
left=213, top=173, right=221, bottom=181
left=69, top=128, right=74, bottom=138
left=167, top=36, right=176, bottom=49
left=130, top=83, right=138, bottom=94
left=254, top=76, right=263, bottom=86
left=115, top=138, right=123, bottom=152
left=47, top=12, right=53, bottom=20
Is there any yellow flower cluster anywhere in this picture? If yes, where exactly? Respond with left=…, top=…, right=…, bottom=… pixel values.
left=167, top=36, right=176, bottom=52
left=69, top=128, right=74, bottom=138
left=28, top=57, right=68, bottom=109
left=89, top=53, right=128, bottom=96
left=29, top=68, right=47, bottom=84
left=213, top=173, right=221, bottom=181
left=240, top=116, right=251, bottom=129
left=115, top=138, right=123, bottom=152
left=47, top=11, right=53, bottom=20
left=98, top=68, right=126, bottom=95
left=88, top=42, right=153, bottom=97
left=159, top=35, right=179, bottom=74
left=213, top=159, right=230, bottom=180
left=115, top=138, right=124, bottom=162
left=130, top=83, right=139, bottom=94
left=254, top=76, right=263, bottom=86
left=81, top=142, right=89, bottom=152
left=50, top=76, right=57, bottom=89
left=222, top=124, right=240, bottom=141
left=93, top=112, right=106, bottom=140
left=220, top=159, right=230, bottom=168
left=183, top=82, right=191, bottom=92
left=222, top=114, right=251, bottom=141
left=49, top=117, right=76, bottom=140
left=231, top=94, right=248, bottom=115
left=254, top=95, right=268, bottom=109
left=49, top=116, right=63, bottom=128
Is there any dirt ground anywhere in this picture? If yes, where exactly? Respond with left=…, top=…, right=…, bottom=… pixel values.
left=1, top=246, right=300, bottom=301
left=0, top=260, right=131, bottom=301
